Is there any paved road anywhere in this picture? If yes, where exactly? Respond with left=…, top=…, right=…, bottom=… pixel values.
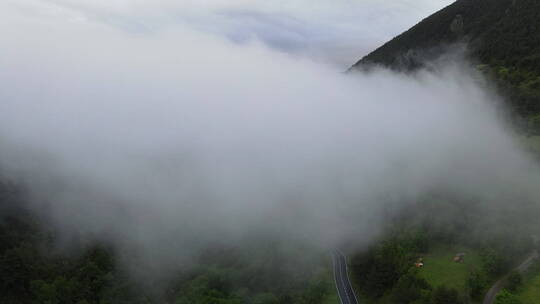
left=332, top=250, right=359, bottom=304
left=483, top=250, right=539, bottom=304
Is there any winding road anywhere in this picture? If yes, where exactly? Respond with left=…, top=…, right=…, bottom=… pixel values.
left=332, top=250, right=359, bottom=304
left=331, top=249, right=537, bottom=304
left=482, top=250, right=539, bottom=304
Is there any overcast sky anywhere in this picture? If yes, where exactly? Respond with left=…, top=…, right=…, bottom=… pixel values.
left=4, top=0, right=454, bottom=67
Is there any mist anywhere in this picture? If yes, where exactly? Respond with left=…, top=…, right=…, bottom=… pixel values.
left=1, top=0, right=539, bottom=281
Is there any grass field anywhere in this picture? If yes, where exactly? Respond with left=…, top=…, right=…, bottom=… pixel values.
left=512, top=263, right=540, bottom=304
left=322, top=280, right=339, bottom=304
left=418, top=246, right=483, bottom=293
left=349, top=246, right=485, bottom=304
left=322, top=259, right=339, bottom=304
left=516, top=274, right=540, bottom=304
left=322, top=291, right=339, bottom=304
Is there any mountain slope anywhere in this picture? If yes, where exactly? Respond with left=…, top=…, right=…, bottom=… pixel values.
left=351, top=0, right=540, bottom=125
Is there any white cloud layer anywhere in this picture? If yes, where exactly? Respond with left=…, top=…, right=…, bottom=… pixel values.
left=2, top=0, right=539, bottom=279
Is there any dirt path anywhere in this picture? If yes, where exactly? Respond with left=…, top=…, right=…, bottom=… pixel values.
left=482, top=251, right=539, bottom=304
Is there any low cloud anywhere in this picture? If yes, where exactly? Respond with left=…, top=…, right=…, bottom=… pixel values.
left=1, top=0, right=539, bottom=279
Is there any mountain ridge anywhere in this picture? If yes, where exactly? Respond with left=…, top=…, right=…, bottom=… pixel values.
left=350, top=0, right=540, bottom=129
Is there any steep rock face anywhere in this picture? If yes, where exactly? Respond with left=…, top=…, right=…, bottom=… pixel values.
left=351, top=0, right=540, bottom=120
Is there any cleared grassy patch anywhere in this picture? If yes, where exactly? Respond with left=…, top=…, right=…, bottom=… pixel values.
left=516, top=274, right=540, bottom=304
left=321, top=260, right=339, bottom=304
left=321, top=292, right=339, bottom=304
left=513, top=263, right=540, bottom=304
left=321, top=278, right=339, bottom=304
left=418, top=246, right=483, bottom=293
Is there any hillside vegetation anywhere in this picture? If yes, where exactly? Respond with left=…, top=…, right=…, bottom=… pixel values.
left=0, top=182, right=335, bottom=304
left=351, top=0, right=540, bottom=130
left=349, top=191, right=540, bottom=304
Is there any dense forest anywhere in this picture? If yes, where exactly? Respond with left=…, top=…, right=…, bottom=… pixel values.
left=351, top=0, right=540, bottom=131
left=0, top=181, right=334, bottom=304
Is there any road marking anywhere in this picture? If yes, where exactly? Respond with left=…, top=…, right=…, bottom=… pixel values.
left=333, top=250, right=359, bottom=304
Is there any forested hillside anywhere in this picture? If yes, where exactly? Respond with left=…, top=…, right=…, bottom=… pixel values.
left=351, top=0, right=540, bottom=129
left=0, top=182, right=334, bottom=304
left=349, top=191, right=540, bottom=304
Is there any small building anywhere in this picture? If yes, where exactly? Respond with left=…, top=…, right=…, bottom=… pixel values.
left=453, top=253, right=466, bottom=263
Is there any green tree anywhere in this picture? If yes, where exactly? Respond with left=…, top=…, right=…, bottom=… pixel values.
left=390, top=269, right=432, bottom=304
left=495, top=289, right=522, bottom=304
left=30, top=280, right=58, bottom=304
left=467, top=269, right=487, bottom=299
left=351, top=238, right=412, bottom=298
left=431, top=285, right=461, bottom=304
left=252, top=293, right=279, bottom=304
left=506, top=271, right=523, bottom=292
left=481, top=248, right=508, bottom=277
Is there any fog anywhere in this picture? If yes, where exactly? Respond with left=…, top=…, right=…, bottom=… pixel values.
left=1, top=0, right=539, bottom=279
